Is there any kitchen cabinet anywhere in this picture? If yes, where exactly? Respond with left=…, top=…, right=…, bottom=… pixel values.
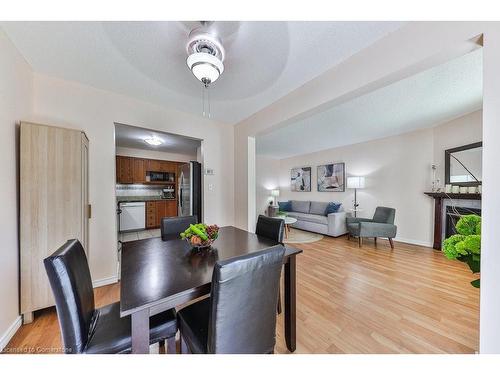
left=20, top=122, right=89, bottom=324
left=146, top=201, right=156, bottom=229
left=133, top=158, right=146, bottom=184
left=147, top=159, right=162, bottom=172
left=146, top=200, right=178, bottom=229
left=116, top=155, right=134, bottom=184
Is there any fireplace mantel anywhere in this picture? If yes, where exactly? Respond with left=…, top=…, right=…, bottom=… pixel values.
left=425, top=192, right=481, bottom=250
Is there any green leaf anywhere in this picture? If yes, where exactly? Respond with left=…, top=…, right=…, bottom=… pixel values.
left=456, top=214, right=481, bottom=236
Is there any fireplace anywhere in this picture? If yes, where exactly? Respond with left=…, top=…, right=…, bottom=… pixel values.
left=445, top=206, right=481, bottom=239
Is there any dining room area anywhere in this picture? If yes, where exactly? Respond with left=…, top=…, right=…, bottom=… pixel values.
left=42, top=215, right=301, bottom=354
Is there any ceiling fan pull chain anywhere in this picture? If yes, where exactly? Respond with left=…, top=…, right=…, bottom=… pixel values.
left=202, top=84, right=206, bottom=117
left=208, top=86, right=211, bottom=118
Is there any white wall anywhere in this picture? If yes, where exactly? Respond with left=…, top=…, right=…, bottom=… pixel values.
left=115, top=146, right=196, bottom=163
left=260, top=111, right=482, bottom=247
left=480, top=25, right=500, bottom=354
left=31, top=73, right=235, bottom=284
left=0, top=29, right=33, bottom=350
left=256, top=155, right=281, bottom=217
left=433, top=110, right=483, bottom=182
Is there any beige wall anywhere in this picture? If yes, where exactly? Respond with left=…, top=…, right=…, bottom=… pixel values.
left=257, top=110, right=482, bottom=247
left=31, top=73, right=235, bottom=284
left=115, top=146, right=196, bottom=163
left=0, top=29, right=33, bottom=350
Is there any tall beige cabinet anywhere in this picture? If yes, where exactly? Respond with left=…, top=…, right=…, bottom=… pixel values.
left=20, top=122, right=90, bottom=323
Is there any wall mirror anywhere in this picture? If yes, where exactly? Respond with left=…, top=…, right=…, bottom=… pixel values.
left=445, top=142, right=482, bottom=186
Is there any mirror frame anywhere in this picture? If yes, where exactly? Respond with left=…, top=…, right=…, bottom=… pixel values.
left=445, top=141, right=482, bottom=187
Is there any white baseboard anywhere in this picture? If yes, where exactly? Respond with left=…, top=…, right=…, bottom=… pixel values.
left=92, top=275, right=118, bottom=288
left=0, top=316, right=22, bottom=352
left=394, top=236, right=433, bottom=248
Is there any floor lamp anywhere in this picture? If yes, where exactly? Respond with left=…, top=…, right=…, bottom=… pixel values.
left=347, top=176, right=365, bottom=217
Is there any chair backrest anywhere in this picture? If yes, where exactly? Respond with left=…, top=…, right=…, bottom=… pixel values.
left=372, top=206, right=396, bottom=224
left=207, top=245, right=285, bottom=353
left=161, top=215, right=197, bottom=240
left=255, top=215, right=285, bottom=244
left=44, top=239, right=95, bottom=354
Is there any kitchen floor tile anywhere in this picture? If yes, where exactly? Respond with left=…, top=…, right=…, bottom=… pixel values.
left=148, top=229, right=161, bottom=238
left=138, top=230, right=153, bottom=240
left=121, top=232, right=139, bottom=242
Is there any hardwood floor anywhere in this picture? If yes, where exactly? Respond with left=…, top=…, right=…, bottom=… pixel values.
left=3, top=235, right=479, bottom=354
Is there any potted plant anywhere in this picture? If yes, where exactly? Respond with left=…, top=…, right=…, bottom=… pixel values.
left=442, top=214, right=481, bottom=288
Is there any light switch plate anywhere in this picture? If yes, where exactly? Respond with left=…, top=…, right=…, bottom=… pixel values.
left=205, top=168, right=215, bottom=175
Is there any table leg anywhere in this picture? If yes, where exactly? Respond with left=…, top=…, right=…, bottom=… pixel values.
left=285, top=224, right=289, bottom=239
left=131, top=308, right=150, bottom=354
left=284, top=255, right=296, bottom=352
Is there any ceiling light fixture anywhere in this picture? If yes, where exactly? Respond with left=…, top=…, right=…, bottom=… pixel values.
left=186, top=26, right=225, bottom=118
left=144, top=136, right=163, bottom=146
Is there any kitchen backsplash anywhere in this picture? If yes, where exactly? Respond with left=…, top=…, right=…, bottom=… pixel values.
left=116, top=184, right=164, bottom=197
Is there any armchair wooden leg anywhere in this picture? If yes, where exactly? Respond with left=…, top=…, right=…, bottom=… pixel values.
left=374, top=237, right=377, bottom=246
left=358, top=237, right=362, bottom=247
left=388, top=238, right=394, bottom=249
left=277, top=289, right=282, bottom=315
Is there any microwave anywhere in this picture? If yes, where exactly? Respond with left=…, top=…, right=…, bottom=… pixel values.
left=147, top=171, right=175, bottom=182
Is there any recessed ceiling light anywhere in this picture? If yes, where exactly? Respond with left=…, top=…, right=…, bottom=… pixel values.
left=144, top=136, right=163, bottom=146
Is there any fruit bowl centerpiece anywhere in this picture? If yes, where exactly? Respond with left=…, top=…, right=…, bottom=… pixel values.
left=180, top=223, right=219, bottom=250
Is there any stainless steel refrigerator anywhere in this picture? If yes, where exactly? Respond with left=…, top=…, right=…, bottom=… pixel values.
left=178, top=161, right=202, bottom=222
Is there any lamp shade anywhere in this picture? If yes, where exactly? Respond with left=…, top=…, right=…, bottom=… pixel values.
left=347, top=176, right=365, bottom=189
left=271, top=189, right=280, bottom=197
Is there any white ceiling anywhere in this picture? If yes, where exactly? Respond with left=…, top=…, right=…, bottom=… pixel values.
left=115, top=123, right=200, bottom=155
left=256, top=49, right=483, bottom=159
left=0, top=21, right=404, bottom=124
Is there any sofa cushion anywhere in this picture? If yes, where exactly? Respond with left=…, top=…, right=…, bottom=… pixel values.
left=309, top=201, right=329, bottom=216
left=278, top=201, right=292, bottom=212
left=325, top=202, right=342, bottom=215
left=288, top=212, right=328, bottom=225
left=290, top=200, right=310, bottom=214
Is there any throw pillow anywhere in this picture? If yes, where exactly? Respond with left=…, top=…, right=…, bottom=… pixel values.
left=278, top=201, right=292, bottom=212
left=325, top=202, right=342, bottom=215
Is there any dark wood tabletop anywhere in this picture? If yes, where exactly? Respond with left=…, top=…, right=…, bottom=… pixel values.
left=120, top=225, right=301, bottom=318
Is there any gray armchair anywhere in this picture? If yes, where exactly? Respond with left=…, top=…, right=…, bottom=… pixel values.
left=346, top=207, right=397, bottom=248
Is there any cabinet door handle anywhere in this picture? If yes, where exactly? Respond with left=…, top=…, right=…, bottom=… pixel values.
left=88, top=204, right=92, bottom=219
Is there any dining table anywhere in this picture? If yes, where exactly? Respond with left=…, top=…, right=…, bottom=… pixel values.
left=119, top=225, right=302, bottom=354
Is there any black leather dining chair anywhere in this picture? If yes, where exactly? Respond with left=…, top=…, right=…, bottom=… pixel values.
left=161, top=215, right=197, bottom=240
left=255, top=215, right=285, bottom=314
left=255, top=215, right=285, bottom=244
left=177, top=245, right=286, bottom=354
left=44, top=239, right=177, bottom=354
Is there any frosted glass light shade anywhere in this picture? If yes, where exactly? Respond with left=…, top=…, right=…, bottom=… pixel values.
left=271, top=189, right=280, bottom=197
left=187, top=52, right=224, bottom=84
left=144, top=136, right=163, bottom=146
left=347, top=176, right=365, bottom=189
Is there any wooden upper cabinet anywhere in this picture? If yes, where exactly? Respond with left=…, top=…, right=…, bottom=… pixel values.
left=133, top=158, right=146, bottom=184
left=116, top=156, right=133, bottom=184
left=147, top=159, right=162, bottom=172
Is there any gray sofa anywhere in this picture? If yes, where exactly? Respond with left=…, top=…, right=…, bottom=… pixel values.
left=284, top=200, right=347, bottom=237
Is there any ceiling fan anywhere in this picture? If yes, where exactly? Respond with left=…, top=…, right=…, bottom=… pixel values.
left=185, top=21, right=227, bottom=118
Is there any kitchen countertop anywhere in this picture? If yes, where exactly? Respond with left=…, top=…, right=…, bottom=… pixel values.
left=117, top=196, right=176, bottom=204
